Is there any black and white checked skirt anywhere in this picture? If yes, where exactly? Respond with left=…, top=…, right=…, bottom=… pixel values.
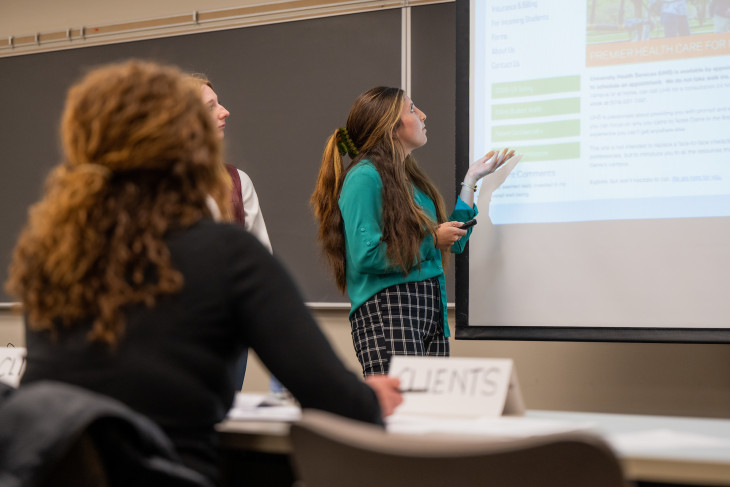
left=349, top=277, right=449, bottom=376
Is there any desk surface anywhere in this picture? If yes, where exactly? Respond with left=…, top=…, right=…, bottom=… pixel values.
left=529, top=410, right=730, bottom=486
left=218, top=408, right=730, bottom=486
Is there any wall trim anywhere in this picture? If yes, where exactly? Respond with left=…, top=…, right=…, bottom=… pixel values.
left=0, top=0, right=451, bottom=58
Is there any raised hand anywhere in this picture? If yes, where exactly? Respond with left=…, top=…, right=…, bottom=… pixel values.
left=464, top=148, right=516, bottom=185
left=459, top=149, right=520, bottom=208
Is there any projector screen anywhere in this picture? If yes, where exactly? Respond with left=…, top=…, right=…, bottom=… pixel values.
left=455, top=0, right=730, bottom=342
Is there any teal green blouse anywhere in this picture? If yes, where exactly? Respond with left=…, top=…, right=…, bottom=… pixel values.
left=339, top=160, right=478, bottom=337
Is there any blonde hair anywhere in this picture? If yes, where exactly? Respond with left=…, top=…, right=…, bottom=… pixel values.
left=311, top=87, right=447, bottom=292
left=189, top=72, right=213, bottom=89
left=6, top=60, right=232, bottom=346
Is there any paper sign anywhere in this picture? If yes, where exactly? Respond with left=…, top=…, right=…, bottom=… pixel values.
left=388, top=356, right=525, bottom=418
left=0, top=347, right=26, bottom=387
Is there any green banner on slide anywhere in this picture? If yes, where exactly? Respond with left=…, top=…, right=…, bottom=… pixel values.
left=492, top=98, right=580, bottom=120
left=492, top=119, right=580, bottom=141
left=508, top=142, right=580, bottom=162
left=492, top=76, right=580, bottom=98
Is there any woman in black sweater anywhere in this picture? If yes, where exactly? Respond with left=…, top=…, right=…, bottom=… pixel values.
left=7, top=60, right=401, bottom=484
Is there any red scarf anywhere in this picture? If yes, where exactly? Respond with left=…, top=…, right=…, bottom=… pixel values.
left=224, top=164, right=246, bottom=226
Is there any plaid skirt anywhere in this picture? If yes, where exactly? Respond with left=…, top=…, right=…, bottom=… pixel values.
left=349, top=277, right=449, bottom=376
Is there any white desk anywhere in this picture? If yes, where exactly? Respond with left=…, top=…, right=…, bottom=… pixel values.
left=530, top=410, right=730, bottom=486
left=217, top=407, right=730, bottom=486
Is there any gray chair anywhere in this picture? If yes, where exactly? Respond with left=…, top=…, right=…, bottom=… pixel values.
left=42, top=431, right=109, bottom=487
left=0, top=381, right=212, bottom=487
left=290, top=409, right=631, bottom=487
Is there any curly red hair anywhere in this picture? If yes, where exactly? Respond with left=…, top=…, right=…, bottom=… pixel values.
left=5, top=60, right=232, bottom=346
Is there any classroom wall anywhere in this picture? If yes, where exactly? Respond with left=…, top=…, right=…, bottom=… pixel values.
left=2, top=0, right=729, bottom=419
left=3, top=308, right=730, bottom=418
left=0, top=0, right=258, bottom=36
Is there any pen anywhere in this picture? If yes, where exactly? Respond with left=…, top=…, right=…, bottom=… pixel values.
left=399, top=388, right=429, bottom=393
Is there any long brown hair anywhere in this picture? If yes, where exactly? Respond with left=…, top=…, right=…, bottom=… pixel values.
left=5, top=60, right=231, bottom=346
left=311, top=87, right=447, bottom=292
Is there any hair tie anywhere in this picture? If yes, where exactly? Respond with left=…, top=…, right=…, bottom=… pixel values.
left=69, top=163, right=111, bottom=193
left=336, top=127, right=359, bottom=158
left=76, top=163, right=111, bottom=178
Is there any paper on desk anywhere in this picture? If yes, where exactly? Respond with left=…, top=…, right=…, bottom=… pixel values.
left=607, top=428, right=730, bottom=452
left=225, top=392, right=301, bottom=422
left=386, top=413, right=594, bottom=438
left=231, top=393, right=268, bottom=409
left=226, top=406, right=301, bottom=422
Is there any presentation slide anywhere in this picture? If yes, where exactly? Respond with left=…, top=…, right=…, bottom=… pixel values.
left=464, top=0, right=730, bottom=339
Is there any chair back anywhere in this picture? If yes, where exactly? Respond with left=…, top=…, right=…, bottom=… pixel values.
left=42, top=431, right=110, bottom=487
left=0, top=381, right=213, bottom=487
left=290, top=409, right=630, bottom=487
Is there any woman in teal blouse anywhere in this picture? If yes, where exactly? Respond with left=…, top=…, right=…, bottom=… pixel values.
left=311, top=87, right=518, bottom=376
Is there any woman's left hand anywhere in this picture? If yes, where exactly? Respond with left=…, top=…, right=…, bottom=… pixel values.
left=463, top=148, right=515, bottom=186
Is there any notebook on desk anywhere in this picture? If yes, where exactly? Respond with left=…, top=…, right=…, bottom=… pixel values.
left=226, top=392, right=301, bottom=422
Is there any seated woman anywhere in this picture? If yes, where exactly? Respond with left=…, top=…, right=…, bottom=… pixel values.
left=6, top=60, right=401, bottom=484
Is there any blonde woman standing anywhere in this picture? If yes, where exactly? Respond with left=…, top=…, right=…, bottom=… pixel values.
left=311, top=87, right=519, bottom=376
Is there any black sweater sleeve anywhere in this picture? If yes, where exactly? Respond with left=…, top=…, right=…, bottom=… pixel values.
left=225, top=229, right=383, bottom=426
